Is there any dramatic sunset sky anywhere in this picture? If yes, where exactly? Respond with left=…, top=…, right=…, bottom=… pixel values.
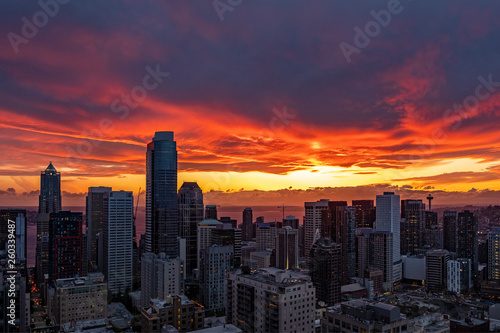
left=1, top=1, right=500, bottom=208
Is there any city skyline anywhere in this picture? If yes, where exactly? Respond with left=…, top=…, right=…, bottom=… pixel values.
left=1, top=1, right=500, bottom=208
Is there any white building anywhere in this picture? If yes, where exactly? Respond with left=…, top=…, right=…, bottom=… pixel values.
left=448, top=258, right=471, bottom=294
left=141, top=252, right=184, bottom=307
left=375, top=192, right=402, bottom=284
left=197, top=219, right=222, bottom=269
left=304, top=199, right=329, bottom=258
left=103, top=190, right=133, bottom=295
left=227, top=267, right=316, bottom=333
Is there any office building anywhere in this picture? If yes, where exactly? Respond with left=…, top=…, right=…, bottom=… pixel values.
left=489, top=228, right=500, bottom=281
left=0, top=209, right=27, bottom=265
left=443, top=210, right=458, bottom=253
left=141, top=295, right=204, bottom=333
left=141, top=252, right=184, bottom=307
left=205, top=205, right=218, bottom=220
left=352, top=200, right=375, bottom=228
left=304, top=199, right=329, bottom=258
left=146, top=131, right=178, bottom=256
left=321, top=300, right=408, bottom=333
left=375, top=192, right=402, bottom=284
left=249, top=250, right=272, bottom=269
left=457, top=210, right=478, bottom=273
left=50, top=273, right=107, bottom=325
left=219, top=216, right=237, bottom=228
left=197, top=219, right=222, bottom=269
left=425, top=211, right=438, bottom=229
left=448, top=258, right=471, bottom=295
left=86, top=186, right=111, bottom=269
left=276, top=227, right=299, bottom=270
left=401, top=199, right=425, bottom=256
left=242, top=207, right=253, bottom=241
left=103, top=191, right=133, bottom=295
left=199, top=245, right=233, bottom=312
left=309, top=237, right=341, bottom=305
left=256, top=222, right=276, bottom=251
left=48, top=211, right=82, bottom=280
left=424, top=226, right=443, bottom=249
left=178, top=181, right=204, bottom=276
left=425, top=249, right=450, bottom=293
left=211, top=223, right=242, bottom=267
left=227, top=267, right=316, bottom=333
left=282, top=215, right=299, bottom=230
left=372, top=231, right=394, bottom=291
left=356, top=228, right=374, bottom=278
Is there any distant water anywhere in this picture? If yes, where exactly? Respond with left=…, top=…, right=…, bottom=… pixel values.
left=16, top=205, right=305, bottom=267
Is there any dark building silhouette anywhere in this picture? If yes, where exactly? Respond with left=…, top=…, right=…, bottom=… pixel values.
left=352, top=200, right=375, bottom=228
left=400, top=200, right=425, bottom=256
left=443, top=210, right=458, bottom=253
left=178, top=181, right=204, bottom=276
left=204, top=205, right=218, bottom=220
left=86, top=186, right=111, bottom=270
left=425, top=211, right=438, bottom=229
left=0, top=209, right=27, bottom=265
left=457, top=210, right=478, bottom=273
left=276, top=227, right=299, bottom=270
left=242, top=207, right=253, bottom=241
left=211, top=223, right=242, bottom=268
left=146, top=131, right=178, bottom=257
left=219, top=216, right=237, bottom=228
left=49, top=211, right=82, bottom=280
left=309, top=237, right=342, bottom=305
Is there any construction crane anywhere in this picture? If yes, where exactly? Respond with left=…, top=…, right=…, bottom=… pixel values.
left=277, top=204, right=286, bottom=220
left=133, top=187, right=142, bottom=244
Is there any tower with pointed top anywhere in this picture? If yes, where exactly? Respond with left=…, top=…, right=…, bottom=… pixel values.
left=39, top=162, right=61, bottom=214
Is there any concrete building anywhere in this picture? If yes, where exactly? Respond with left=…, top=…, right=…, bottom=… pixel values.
left=426, top=249, right=450, bottom=293
left=50, top=273, right=107, bottom=325
left=256, top=222, right=276, bottom=251
left=250, top=250, right=272, bottom=269
left=321, top=300, right=409, bottom=333
left=141, top=252, right=184, bottom=307
left=304, top=199, right=330, bottom=258
left=457, top=211, right=478, bottom=273
left=401, top=255, right=426, bottom=284
left=200, top=245, right=233, bottom=312
left=276, top=227, right=299, bottom=270
left=141, top=295, right=204, bottom=332
left=197, top=219, right=222, bottom=269
left=227, top=267, right=316, bottom=333
left=211, top=223, right=242, bottom=268
left=489, top=227, right=500, bottom=280
left=448, top=258, right=471, bottom=295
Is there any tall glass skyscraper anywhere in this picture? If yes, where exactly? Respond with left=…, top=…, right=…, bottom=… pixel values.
left=146, top=131, right=178, bottom=257
left=39, top=162, right=61, bottom=214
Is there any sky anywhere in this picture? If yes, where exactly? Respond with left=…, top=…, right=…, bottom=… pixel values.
left=1, top=1, right=500, bottom=208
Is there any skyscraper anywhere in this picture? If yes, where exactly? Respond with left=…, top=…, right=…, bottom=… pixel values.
left=352, top=200, right=375, bottom=228
left=443, top=210, right=458, bottom=253
left=200, top=245, right=233, bottom=312
left=178, top=181, right=204, bottom=276
left=256, top=222, right=276, bottom=251
left=372, top=231, right=394, bottom=291
left=242, top=207, right=253, bottom=241
left=276, top=227, right=299, bottom=270
left=146, top=131, right=178, bottom=257
left=489, top=228, right=500, bottom=281
left=0, top=209, right=26, bottom=266
left=103, top=191, right=134, bottom=295
left=426, top=249, right=450, bottom=293
left=400, top=199, right=425, bottom=256
left=304, top=199, right=329, bottom=258
left=211, top=223, right=242, bottom=268
left=86, top=186, right=111, bottom=269
left=48, top=211, right=82, bottom=280
left=309, top=237, right=342, bottom=305
left=375, top=192, right=401, bottom=284
left=457, top=210, right=478, bottom=273
left=205, top=205, right=218, bottom=220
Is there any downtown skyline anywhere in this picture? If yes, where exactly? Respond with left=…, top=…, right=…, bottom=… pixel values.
left=1, top=1, right=500, bottom=208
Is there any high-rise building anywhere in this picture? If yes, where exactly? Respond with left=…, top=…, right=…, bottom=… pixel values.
left=37, top=162, right=61, bottom=284
left=282, top=215, right=299, bottom=230
left=50, top=273, right=107, bottom=325
left=489, top=228, right=500, bottom=281
left=309, top=237, right=342, bottom=305
left=227, top=267, right=316, bottom=333
left=103, top=191, right=133, bottom=295
left=375, top=192, right=401, bottom=284
left=352, top=200, right=375, bottom=228
left=425, top=211, right=438, bottom=229
left=371, top=231, right=394, bottom=291
left=38, top=162, right=61, bottom=214
left=424, top=226, right=444, bottom=249
left=219, top=216, right=237, bottom=228
left=86, top=186, right=111, bottom=269
left=457, top=210, right=478, bottom=273
left=242, top=207, right=253, bottom=241
left=211, top=223, right=242, bottom=268
left=0, top=209, right=27, bottom=266
left=256, top=222, right=276, bottom=251
left=146, top=131, right=178, bottom=257
left=400, top=199, right=425, bottom=256
left=443, top=210, right=458, bottom=253
left=141, top=252, right=184, bottom=307
left=448, top=258, right=471, bottom=295
left=48, top=211, right=82, bottom=280
left=205, top=205, right=218, bottom=220
left=304, top=199, right=329, bottom=258
left=276, top=227, right=299, bottom=270
left=199, top=245, right=233, bottom=312
left=178, top=181, right=204, bottom=276
left=425, top=249, right=450, bottom=293
left=356, top=228, right=374, bottom=278
left=197, top=219, right=222, bottom=269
